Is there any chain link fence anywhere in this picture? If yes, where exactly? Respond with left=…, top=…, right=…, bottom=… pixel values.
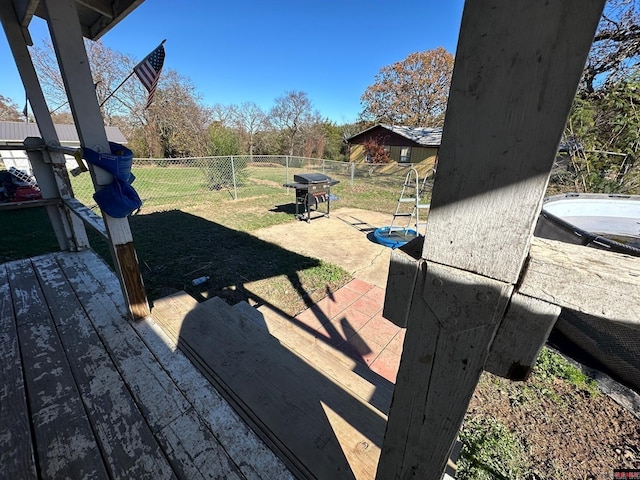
left=65, top=155, right=429, bottom=213
left=1, top=152, right=432, bottom=214
left=66, top=156, right=334, bottom=206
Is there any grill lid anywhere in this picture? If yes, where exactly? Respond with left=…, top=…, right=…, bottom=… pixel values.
left=293, top=173, right=332, bottom=184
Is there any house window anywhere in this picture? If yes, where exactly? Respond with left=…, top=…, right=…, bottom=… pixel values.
left=400, top=146, right=412, bottom=163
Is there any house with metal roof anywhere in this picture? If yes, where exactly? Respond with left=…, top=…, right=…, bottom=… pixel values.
left=0, top=120, right=126, bottom=174
left=346, top=123, right=442, bottom=167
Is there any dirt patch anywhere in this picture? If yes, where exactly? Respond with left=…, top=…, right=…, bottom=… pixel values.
left=466, top=371, right=640, bottom=479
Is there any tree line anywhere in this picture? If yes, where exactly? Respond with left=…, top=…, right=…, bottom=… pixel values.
left=5, top=39, right=358, bottom=161
left=1, top=0, right=638, bottom=193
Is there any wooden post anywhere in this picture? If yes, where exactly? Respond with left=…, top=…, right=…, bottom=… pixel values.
left=377, top=1, right=605, bottom=478
left=41, top=0, right=150, bottom=320
left=0, top=0, right=89, bottom=252
left=485, top=293, right=561, bottom=380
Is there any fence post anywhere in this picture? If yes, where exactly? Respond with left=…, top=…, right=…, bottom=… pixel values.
left=285, top=156, right=289, bottom=193
left=230, top=156, right=238, bottom=200
left=322, top=158, right=326, bottom=175
left=350, top=162, right=355, bottom=187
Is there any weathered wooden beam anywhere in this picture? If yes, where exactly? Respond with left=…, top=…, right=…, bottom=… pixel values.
left=422, top=1, right=606, bottom=285
left=76, top=0, right=113, bottom=19
left=0, top=198, right=60, bottom=211
left=485, top=293, right=561, bottom=380
left=382, top=236, right=423, bottom=328
left=379, top=1, right=606, bottom=478
left=63, top=198, right=108, bottom=239
left=42, top=0, right=150, bottom=320
left=85, top=0, right=144, bottom=40
left=0, top=264, right=38, bottom=479
left=0, top=0, right=89, bottom=252
left=384, top=244, right=562, bottom=382
left=0, top=143, right=44, bottom=150
left=521, top=237, right=640, bottom=326
left=377, top=261, right=512, bottom=479
left=11, top=0, right=37, bottom=24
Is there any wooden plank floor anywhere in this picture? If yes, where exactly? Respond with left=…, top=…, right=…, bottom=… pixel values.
left=152, top=292, right=396, bottom=480
left=0, top=250, right=290, bottom=480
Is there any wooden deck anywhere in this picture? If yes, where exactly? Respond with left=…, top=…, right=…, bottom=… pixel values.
left=152, top=292, right=395, bottom=480
left=151, top=286, right=465, bottom=480
left=0, top=250, right=290, bottom=480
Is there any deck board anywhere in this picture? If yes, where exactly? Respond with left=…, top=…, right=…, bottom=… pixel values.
left=0, top=263, right=37, bottom=480
left=133, top=317, right=294, bottom=480
left=7, top=258, right=111, bottom=480
left=1, top=250, right=278, bottom=480
left=60, top=251, right=290, bottom=480
left=30, top=254, right=175, bottom=479
left=54, top=252, right=191, bottom=431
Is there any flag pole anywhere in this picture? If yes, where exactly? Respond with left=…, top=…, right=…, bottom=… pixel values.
left=99, top=70, right=135, bottom=108
left=99, top=39, right=166, bottom=108
left=23, top=91, right=28, bottom=122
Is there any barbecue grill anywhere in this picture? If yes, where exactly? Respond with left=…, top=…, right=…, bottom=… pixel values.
left=283, top=173, right=339, bottom=222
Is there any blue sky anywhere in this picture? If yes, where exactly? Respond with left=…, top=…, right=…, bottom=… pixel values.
left=1, top=1, right=465, bottom=124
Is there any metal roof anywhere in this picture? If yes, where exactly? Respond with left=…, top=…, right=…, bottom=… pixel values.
left=0, top=121, right=127, bottom=145
left=16, top=0, right=144, bottom=41
left=379, top=124, right=443, bottom=147
left=348, top=124, right=443, bottom=147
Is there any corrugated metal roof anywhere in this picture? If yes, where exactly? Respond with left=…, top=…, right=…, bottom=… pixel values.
left=347, top=124, right=442, bottom=147
left=379, top=124, right=442, bottom=147
left=0, top=121, right=127, bottom=145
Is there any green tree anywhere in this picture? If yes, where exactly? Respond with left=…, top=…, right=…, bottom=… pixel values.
left=208, top=122, right=240, bottom=156
left=561, top=73, right=640, bottom=193
left=557, top=1, right=640, bottom=194
left=360, top=47, right=454, bottom=127
left=202, top=122, right=244, bottom=190
left=321, top=121, right=347, bottom=161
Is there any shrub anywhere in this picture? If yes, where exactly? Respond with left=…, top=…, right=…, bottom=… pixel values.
left=201, top=157, right=249, bottom=190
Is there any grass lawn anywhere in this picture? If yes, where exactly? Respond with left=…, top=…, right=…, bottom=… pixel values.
left=0, top=208, right=61, bottom=263
left=2, top=161, right=427, bottom=314
left=0, top=188, right=353, bottom=316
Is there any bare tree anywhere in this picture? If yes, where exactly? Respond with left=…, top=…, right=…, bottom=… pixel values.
left=269, top=91, right=314, bottom=156
left=360, top=47, right=454, bottom=127
left=210, top=103, right=237, bottom=127
left=31, top=39, right=143, bottom=123
left=581, top=0, right=640, bottom=95
left=139, top=70, right=212, bottom=158
left=0, top=95, right=25, bottom=121
left=31, top=38, right=213, bottom=158
left=299, top=112, right=326, bottom=158
left=232, top=102, right=267, bottom=155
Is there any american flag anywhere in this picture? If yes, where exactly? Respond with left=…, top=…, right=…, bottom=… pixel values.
left=134, top=42, right=165, bottom=109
